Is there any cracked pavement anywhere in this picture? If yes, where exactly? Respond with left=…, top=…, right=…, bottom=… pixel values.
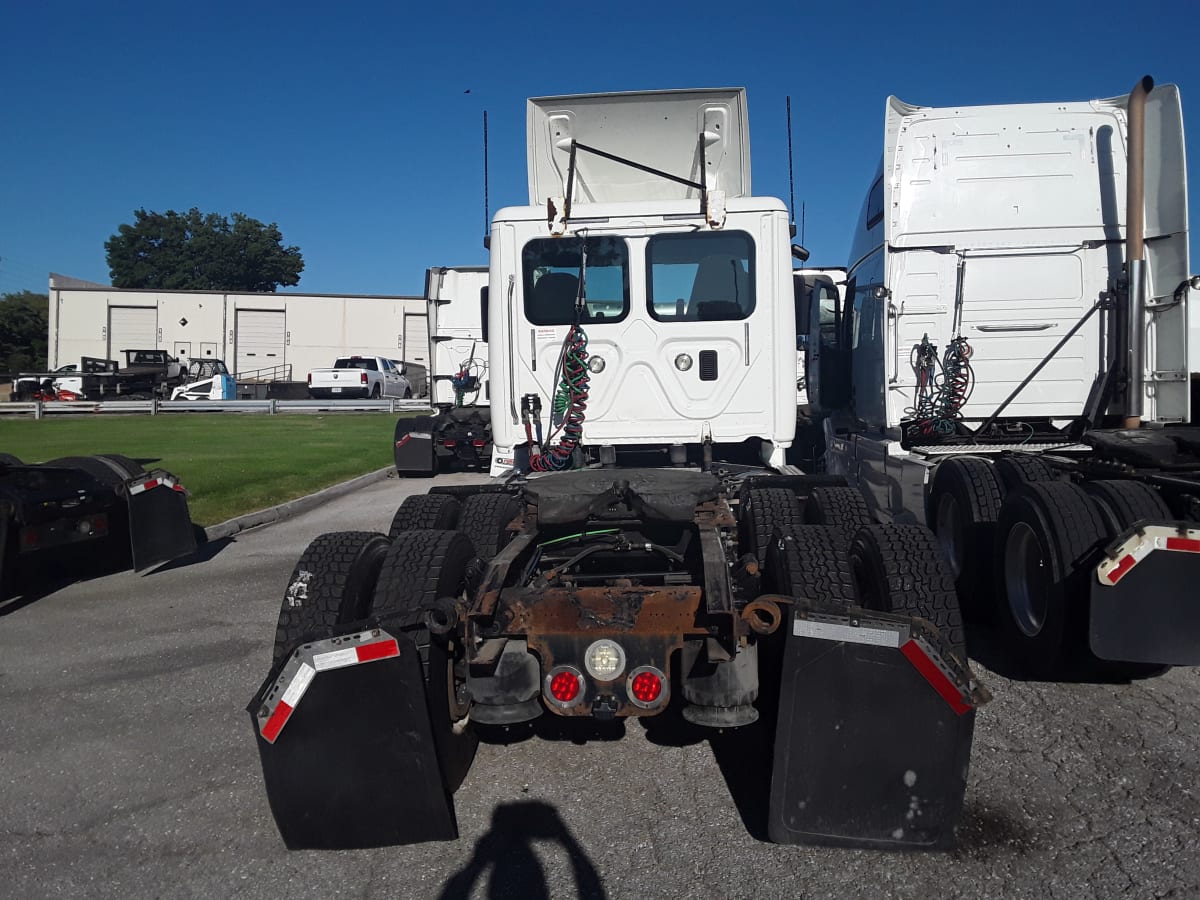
left=1, top=472, right=1197, bottom=898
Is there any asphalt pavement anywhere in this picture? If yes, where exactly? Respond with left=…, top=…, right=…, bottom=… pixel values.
left=1, top=472, right=1197, bottom=899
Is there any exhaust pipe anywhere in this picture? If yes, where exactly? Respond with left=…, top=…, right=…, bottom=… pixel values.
left=1124, top=75, right=1154, bottom=428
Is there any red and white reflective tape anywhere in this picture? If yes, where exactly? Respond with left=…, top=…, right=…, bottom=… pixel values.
left=395, top=431, right=433, bottom=448
left=1096, top=524, right=1200, bottom=586
left=258, top=632, right=401, bottom=743
left=899, top=638, right=973, bottom=716
left=129, top=474, right=186, bottom=495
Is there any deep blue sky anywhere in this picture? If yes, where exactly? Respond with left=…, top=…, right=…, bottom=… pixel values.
left=2, top=1, right=1197, bottom=297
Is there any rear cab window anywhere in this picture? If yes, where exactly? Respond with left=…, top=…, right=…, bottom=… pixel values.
left=646, top=231, right=755, bottom=321
left=522, top=236, right=629, bottom=325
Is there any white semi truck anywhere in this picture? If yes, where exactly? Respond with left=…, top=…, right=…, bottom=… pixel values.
left=394, top=266, right=493, bottom=473
left=802, top=77, right=1200, bottom=679
left=251, top=88, right=983, bottom=853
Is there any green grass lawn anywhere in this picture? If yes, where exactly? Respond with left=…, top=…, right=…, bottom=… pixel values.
left=0, top=413, right=406, bottom=526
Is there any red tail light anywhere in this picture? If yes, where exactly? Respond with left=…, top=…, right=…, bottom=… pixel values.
left=443, top=439, right=457, bottom=448
left=306, top=373, right=312, bottom=385
left=472, top=439, right=487, bottom=448
left=627, top=666, right=668, bottom=708
left=545, top=666, right=584, bottom=709
left=360, top=372, right=368, bottom=384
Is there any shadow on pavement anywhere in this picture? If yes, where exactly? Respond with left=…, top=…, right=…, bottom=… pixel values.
left=439, top=800, right=607, bottom=900
left=146, top=529, right=235, bottom=574
left=965, top=621, right=1166, bottom=684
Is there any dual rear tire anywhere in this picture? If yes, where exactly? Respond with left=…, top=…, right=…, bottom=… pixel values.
left=928, top=456, right=1173, bottom=677
left=271, top=525, right=481, bottom=793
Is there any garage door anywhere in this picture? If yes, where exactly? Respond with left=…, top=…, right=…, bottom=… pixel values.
left=108, top=306, right=158, bottom=360
left=402, top=312, right=429, bottom=365
left=235, top=310, right=286, bottom=376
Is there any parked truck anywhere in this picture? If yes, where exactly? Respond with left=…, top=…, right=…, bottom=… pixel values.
left=307, top=355, right=413, bottom=400
left=25, top=350, right=186, bottom=401
left=802, top=77, right=1200, bottom=679
left=0, top=453, right=197, bottom=599
left=391, top=267, right=492, bottom=475
left=250, top=88, right=984, bottom=852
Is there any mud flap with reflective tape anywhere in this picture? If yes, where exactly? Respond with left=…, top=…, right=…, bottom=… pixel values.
left=768, top=604, right=981, bottom=850
left=1091, top=523, right=1200, bottom=665
left=394, top=416, right=437, bottom=476
left=247, top=627, right=456, bottom=849
left=127, top=472, right=196, bottom=571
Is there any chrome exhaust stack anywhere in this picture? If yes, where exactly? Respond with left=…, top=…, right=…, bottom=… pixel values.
left=1124, top=75, right=1153, bottom=428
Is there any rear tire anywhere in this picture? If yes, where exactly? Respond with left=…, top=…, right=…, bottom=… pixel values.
left=768, top=524, right=856, bottom=608
left=371, top=384, right=381, bottom=399
left=388, top=493, right=461, bottom=539
left=95, top=453, right=145, bottom=479
left=741, top=487, right=803, bottom=567
left=850, top=524, right=965, bottom=659
left=993, top=454, right=1057, bottom=494
left=804, top=486, right=873, bottom=528
left=927, top=457, right=1004, bottom=621
left=457, top=493, right=522, bottom=561
left=44, top=455, right=126, bottom=489
left=1083, top=479, right=1171, bottom=536
left=0, top=453, right=22, bottom=465
left=272, top=532, right=391, bottom=666
left=993, top=482, right=1107, bottom=677
left=371, top=530, right=478, bottom=792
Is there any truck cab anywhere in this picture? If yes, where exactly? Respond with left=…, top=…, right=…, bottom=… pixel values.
left=487, top=89, right=797, bottom=474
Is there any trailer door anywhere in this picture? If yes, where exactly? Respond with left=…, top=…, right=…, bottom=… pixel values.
left=108, top=306, right=158, bottom=358
left=235, top=309, right=286, bottom=376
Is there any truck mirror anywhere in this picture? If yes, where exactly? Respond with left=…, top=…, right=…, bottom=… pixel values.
left=791, top=244, right=810, bottom=262
left=480, top=287, right=490, bottom=344
left=794, top=278, right=812, bottom=336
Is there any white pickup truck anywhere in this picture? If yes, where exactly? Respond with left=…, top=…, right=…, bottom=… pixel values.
left=307, top=355, right=412, bottom=399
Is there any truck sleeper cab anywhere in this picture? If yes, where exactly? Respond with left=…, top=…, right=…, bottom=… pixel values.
left=804, top=79, right=1200, bottom=677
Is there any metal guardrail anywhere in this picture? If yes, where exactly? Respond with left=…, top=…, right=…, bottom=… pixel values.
left=0, top=399, right=434, bottom=419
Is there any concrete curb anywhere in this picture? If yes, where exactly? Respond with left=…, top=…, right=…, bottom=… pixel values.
left=203, top=466, right=394, bottom=542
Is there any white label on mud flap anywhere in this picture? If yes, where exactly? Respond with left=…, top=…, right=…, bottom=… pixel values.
left=793, top=619, right=901, bottom=648
left=312, top=647, right=360, bottom=671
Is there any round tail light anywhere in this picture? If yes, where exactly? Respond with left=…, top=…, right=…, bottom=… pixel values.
left=627, top=666, right=668, bottom=709
left=545, top=666, right=585, bottom=709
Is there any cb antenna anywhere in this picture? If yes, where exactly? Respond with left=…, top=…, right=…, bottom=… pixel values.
left=483, top=110, right=491, bottom=249
left=786, top=96, right=796, bottom=238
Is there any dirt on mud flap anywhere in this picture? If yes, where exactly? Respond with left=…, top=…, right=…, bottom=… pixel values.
left=768, top=601, right=988, bottom=850
left=127, top=472, right=197, bottom=571
left=248, top=624, right=457, bottom=850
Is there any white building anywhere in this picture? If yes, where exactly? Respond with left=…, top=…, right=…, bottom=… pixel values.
left=47, top=274, right=428, bottom=380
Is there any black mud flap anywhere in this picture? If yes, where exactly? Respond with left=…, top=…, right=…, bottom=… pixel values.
left=127, top=473, right=196, bottom=571
left=768, top=604, right=982, bottom=850
left=1091, top=523, right=1200, bottom=665
left=247, top=627, right=456, bottom=849
left=394, top=416, right=437, bottom=476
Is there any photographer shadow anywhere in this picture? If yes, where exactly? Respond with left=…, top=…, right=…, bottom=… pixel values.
left=439, top=800, right=606, bottom=900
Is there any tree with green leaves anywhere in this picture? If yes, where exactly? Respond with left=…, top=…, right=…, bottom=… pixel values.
left=0, top=291, right=49, bottom=373
left=105, top=208, right=304, bottom=292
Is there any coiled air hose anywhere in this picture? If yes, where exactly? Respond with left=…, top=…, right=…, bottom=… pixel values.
left=529, top=325, right=590, bottom=471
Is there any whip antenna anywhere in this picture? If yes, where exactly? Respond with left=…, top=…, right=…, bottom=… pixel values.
left=786, top=96, right=796, bottom=237
left=483, top=110, right=491, bottom=248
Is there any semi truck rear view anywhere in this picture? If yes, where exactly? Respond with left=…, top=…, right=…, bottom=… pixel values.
left=802, top=77, right=1200, bottom=678
left=250, top=88, right=985, bottom=852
